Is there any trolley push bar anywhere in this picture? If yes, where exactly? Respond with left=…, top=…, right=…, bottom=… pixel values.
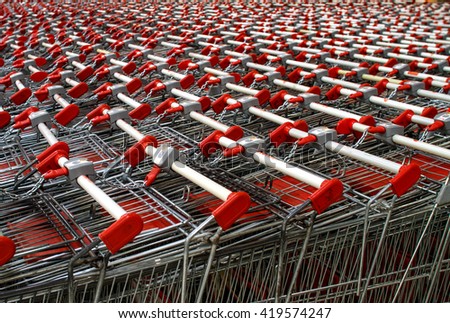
left=191, top=108, right=344, bottom=215
left=0, top=72, right=34, bottom=106
left=2, top=114, right=144, bottom=266
left=195, top=67, right=241, bottom=96
left=328, top=70, right=450, bottom=102
left=142, top=68, right=196, bottom=98
left=285, top=54, right=450, bottom=92
left=88, top=102, right=252, bottom=232
left=44, top=69, right=90, bottom=99
left=249, top=106, right=421, bottom=198
left=322, top=82, right=442, bottom=121
left=270, top=91, right=450, bottom=161
left=91, top=64, right=143, bottom=95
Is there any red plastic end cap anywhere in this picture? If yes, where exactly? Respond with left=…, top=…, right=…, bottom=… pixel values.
left=99, top=212, right=144, bottom=254
left=30, top=71, right=48, bottom=83
left=225, top=125, right=244, bottom=141
left=86, top=103, right=110, bottom=120
left=327, top=66, right=341, bottom=78
left=125, top=78, right=142, bottom=94
left=36, top=141, right=70, bottom=162
left=421, top=107, right=438, bottom=119
left=212, top=94, right=231, bottom=114
left=255, top=88, right=271, bottom=106
left=269, top=90, right=288, bottom=109
left=34, top=57, right=47, bottom=67
left=359, top=115, right=376, bottom=127
left=209, top=55, right=219, bottom=67
left=155, top=98, right=177, bottom=115
left=336, top=118, right=357, bottom=135
left=10, top=87, right=32, bottom=105
left=269, top=122, right=295, bottom=147
left=121, top=61, right=136, bottom=75
left=198, top=96, right=211, bottom=112
left=129, top=103, right=151, bottom=120
left=76, top=66, right=94, bottom=81
left=310, top=178, right=344, bottom=214
left=325, top=85, right=343, bottom=101
left=213, top=191, right=251, bottom=231
left=54, top=104, right=80, bottom=126
left=384, top=57, right=398, bottom=68
left=67, top=82, right=88, bottom=98
left=307, top=86, right=321, bottom=96
left=390, top=164, right=421, bottom=197
left=0, top=110, right=11, bottom=129
left=0, top=236, right=16, bottom=266
left=275, top=66, right=286, bottom=76
left=374, top=78, right=389, bottom=95
left=368, top=63, right=380, bottom=75
left=180, top=74, right=195, bottom=89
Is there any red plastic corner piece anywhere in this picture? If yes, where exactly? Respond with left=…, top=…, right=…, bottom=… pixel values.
left=99, top=212, right=144, bottom=254
left=212, top=191, right=251, bottom=231
left=67, top=82, right=88, bottom=98
left=0, top=236, right=16, bottom=266
left=390, top=164, right=421, bottom=197
left=54, top=104, right=80, bottom=126
left=129, top=103, right=151, bottom=120
left=155, top=98, right=177, bottom=115
left=327, top=66, right=341, bottom=78
left=310, top=178, right=344, bottom=214
left=0, top=110, right=11, bottom=129
left=10, top=87, right=32, bottom=105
